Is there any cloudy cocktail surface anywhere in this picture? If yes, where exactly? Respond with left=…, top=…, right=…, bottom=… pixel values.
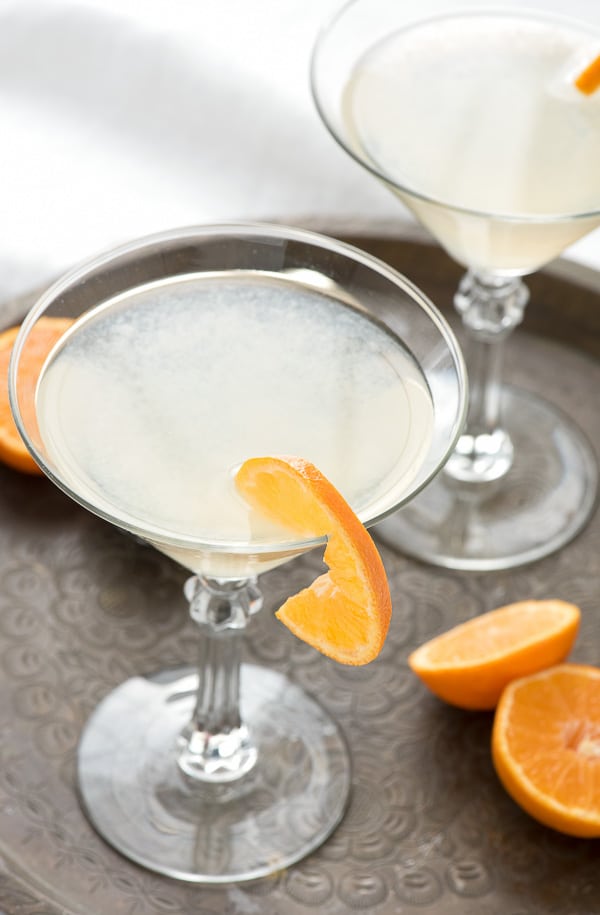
left=35, top=270, right=433, bottom=576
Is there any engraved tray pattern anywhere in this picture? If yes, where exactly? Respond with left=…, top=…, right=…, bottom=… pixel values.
left=1, top=242, right=600, bottom=914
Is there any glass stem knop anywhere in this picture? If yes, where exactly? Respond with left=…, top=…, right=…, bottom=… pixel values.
left=177, top=575, right=263, bottom=783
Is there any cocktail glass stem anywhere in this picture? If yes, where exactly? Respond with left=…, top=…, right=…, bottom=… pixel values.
left=177, top=575, right=262, bottom=783
left=445, top=270, right=529, bottom=485
left=76, top=568, right=352, bottom=881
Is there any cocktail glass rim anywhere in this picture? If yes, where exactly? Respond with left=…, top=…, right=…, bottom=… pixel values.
left=311, top=2, right=600, bottom=224
left=8, top=220, right=468, bottom=556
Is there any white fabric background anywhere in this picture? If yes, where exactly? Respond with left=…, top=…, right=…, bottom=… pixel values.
left=0, top=0, right=598, bottom=304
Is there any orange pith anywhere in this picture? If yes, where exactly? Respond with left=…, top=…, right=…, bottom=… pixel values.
left=492, top=664, right=600, bottom=837
left=574, top=53, right=600, bottom=95
left=408, top=600, right=580, bottom=710
left=235, top=456, right=391, bottom=665
left=0, top=317, right=73, bottom=475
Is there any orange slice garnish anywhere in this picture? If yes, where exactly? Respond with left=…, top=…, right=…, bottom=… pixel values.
left=408, top=599, right=580, bottom=710
left=0, top=317, right=73, bottom=475
left=574, top=53, right=600, bottom=95
left=235, top=456, right=391, bottom=665
left=492, top=664, right=600, bottom=837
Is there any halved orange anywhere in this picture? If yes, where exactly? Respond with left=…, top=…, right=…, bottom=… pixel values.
left=0, top=317, right=73, bottom=475
left=408, top=600, right=580, bottom=710
left=492, top=664, right=600, bottom=837
left=235, top=455, right=391, bottom=665
left=574, top=53, right=600, bottom=95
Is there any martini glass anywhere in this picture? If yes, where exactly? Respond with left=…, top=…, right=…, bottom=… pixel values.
left=312, top=0, right=600, bottom=570
left=9, top=223, right=467, bottom=883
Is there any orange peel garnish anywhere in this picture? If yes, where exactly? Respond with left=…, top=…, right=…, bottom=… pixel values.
left=235, top=455, right=391, bottom=665
left=574, top=53, right=600, bottom=95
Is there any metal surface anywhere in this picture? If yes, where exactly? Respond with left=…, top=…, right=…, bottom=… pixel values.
left=1, top=245, right=600, bottom=913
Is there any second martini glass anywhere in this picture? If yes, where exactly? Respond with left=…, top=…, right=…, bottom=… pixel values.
left=9, top=224, right=466, bottom=882
left=312, top=0, right=600, bottom=570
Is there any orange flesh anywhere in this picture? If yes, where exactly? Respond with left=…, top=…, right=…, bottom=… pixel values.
left=492, top=664, right=600, bottom=837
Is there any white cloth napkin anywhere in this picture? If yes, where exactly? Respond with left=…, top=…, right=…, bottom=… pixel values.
left=0, top=0, right=400, bottom=303
left=0, top=0, right=598, bottom=305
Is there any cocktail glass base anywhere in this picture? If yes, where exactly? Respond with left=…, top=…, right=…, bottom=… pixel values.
left=77, top=663, right=351, bottom=883
left=376, top=386, right=598, bottom=571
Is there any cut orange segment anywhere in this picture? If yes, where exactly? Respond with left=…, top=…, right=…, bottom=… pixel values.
left=492, top=664, right=600, bottom=837
left=0, top=317, right=73, bottom=475
left=408, top=600, right=580, bottom=710
left=574, top=53, right=600, bottom=95
left=235, top=456, right=391, bottom=665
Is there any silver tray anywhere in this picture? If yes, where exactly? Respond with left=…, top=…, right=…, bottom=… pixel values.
left=1, top=239, right=599, bottom=914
